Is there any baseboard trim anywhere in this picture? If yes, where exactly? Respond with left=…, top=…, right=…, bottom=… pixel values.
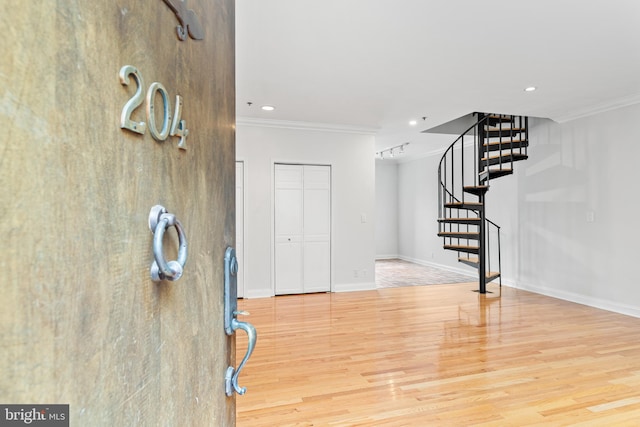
left=334, top=282, right=376, bottom=293
left=243, top=289, right=275, bottom=299
left=376, top=254, right=399, bottom=260
left=506, top=280, right=640, bottom=319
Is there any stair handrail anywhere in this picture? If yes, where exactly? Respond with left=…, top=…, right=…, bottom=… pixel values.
left=437, top=114, right=489, bottom=219
left=484, top=217, right=502, bottom=287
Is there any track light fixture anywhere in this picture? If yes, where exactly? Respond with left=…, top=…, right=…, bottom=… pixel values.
left=376, top=142, right=410, bottom=160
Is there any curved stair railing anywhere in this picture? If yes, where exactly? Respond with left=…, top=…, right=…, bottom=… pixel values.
left=437, top=113, right=528, bottom=293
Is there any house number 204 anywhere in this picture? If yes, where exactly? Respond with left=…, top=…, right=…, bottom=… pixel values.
left=119, top=65, right=189, bottom=150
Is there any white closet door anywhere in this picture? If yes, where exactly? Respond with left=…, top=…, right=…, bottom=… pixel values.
left=235, top=161, right=245, bottom=298
left=274, top=165, right=304, bottom=294
left=303, top=165, right=331, bottom=292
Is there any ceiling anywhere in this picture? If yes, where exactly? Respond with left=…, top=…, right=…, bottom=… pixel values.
left=235, top=0, right=640, bottom=156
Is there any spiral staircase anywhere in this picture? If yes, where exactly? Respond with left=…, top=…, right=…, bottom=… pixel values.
left=437, top=113, right=528, bottom=293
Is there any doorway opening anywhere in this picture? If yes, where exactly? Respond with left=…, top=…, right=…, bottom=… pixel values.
left=375, top=259, right=474, bottom=288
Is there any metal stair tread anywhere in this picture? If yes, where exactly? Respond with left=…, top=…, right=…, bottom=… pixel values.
left=463, top=185, right=490, bottom=196
left=481, top=153, right=528, bottom=162
left=479, top=168, right=513, bottom=182
left=444, top=201, right=483, bottom=210
left=444, top=244, right=480, bottom=254
left=483, top=168, right=513, bottom=173
left=438, top=217, right=481, bottom=223
left=487, top=114, right=513, bottom=120
left=485, top=126, right=524, bottom=132
left=486, top=115, right=515, bottom=126
left=484, top=127, right=525, bottom=138
left=484, top=138, right=526, bottom=144
left=483, top=139, right=528, bottom=151
left=438, top=231, right=480, bottom=239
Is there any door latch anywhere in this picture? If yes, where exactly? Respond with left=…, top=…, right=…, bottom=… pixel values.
left=224, top=246, right=257, bottom=396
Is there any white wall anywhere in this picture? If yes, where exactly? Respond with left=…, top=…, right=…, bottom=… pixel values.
left=236, top=122, right=377, bottom=297
left=498, top=103, right=640, bottom=317
left=375, top=161, right=398, bottom=258
left=394, top=150, right=476, bottom=277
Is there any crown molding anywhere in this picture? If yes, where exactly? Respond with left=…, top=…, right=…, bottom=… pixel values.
left=552, top=93, right=640, bottom=123
left=236, top=117, right=379, bottom=135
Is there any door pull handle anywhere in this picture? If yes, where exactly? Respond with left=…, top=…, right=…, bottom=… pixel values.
left=225, top=315, right=256, bottom=396
left=223, top=247, right=257, bottom=396
left=148, top=205, right=188, bottom=282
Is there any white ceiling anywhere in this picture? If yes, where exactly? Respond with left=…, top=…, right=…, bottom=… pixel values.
left=235, top=0, right=640, bottom=155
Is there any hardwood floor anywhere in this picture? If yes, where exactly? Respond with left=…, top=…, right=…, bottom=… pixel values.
left=236, top=283, right=640, bottom=426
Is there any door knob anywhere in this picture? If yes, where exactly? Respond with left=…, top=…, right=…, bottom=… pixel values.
left=223, top=246, right=257, bottom=396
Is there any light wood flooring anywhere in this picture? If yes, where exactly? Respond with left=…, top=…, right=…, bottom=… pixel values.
left=236, top=283, right=640, bottom=426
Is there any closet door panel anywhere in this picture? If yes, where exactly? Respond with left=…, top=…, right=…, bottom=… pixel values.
left=275, top=165, right=304, bottom=294
left=303, top=166, right=331, bottom=292
left=303, top=239, right=331, bottom=292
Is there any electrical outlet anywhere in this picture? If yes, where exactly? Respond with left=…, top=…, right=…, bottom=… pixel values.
left=361, top=269, right=367, bottom=278
left=353, top=269, right=359, bottom=278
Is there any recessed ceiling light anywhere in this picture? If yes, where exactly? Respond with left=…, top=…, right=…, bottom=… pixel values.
left=409, top=120, right=417, bottom=126
left=524, top=86, right=537, bottom=92
left=261, top=105, right=275, bottom=111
